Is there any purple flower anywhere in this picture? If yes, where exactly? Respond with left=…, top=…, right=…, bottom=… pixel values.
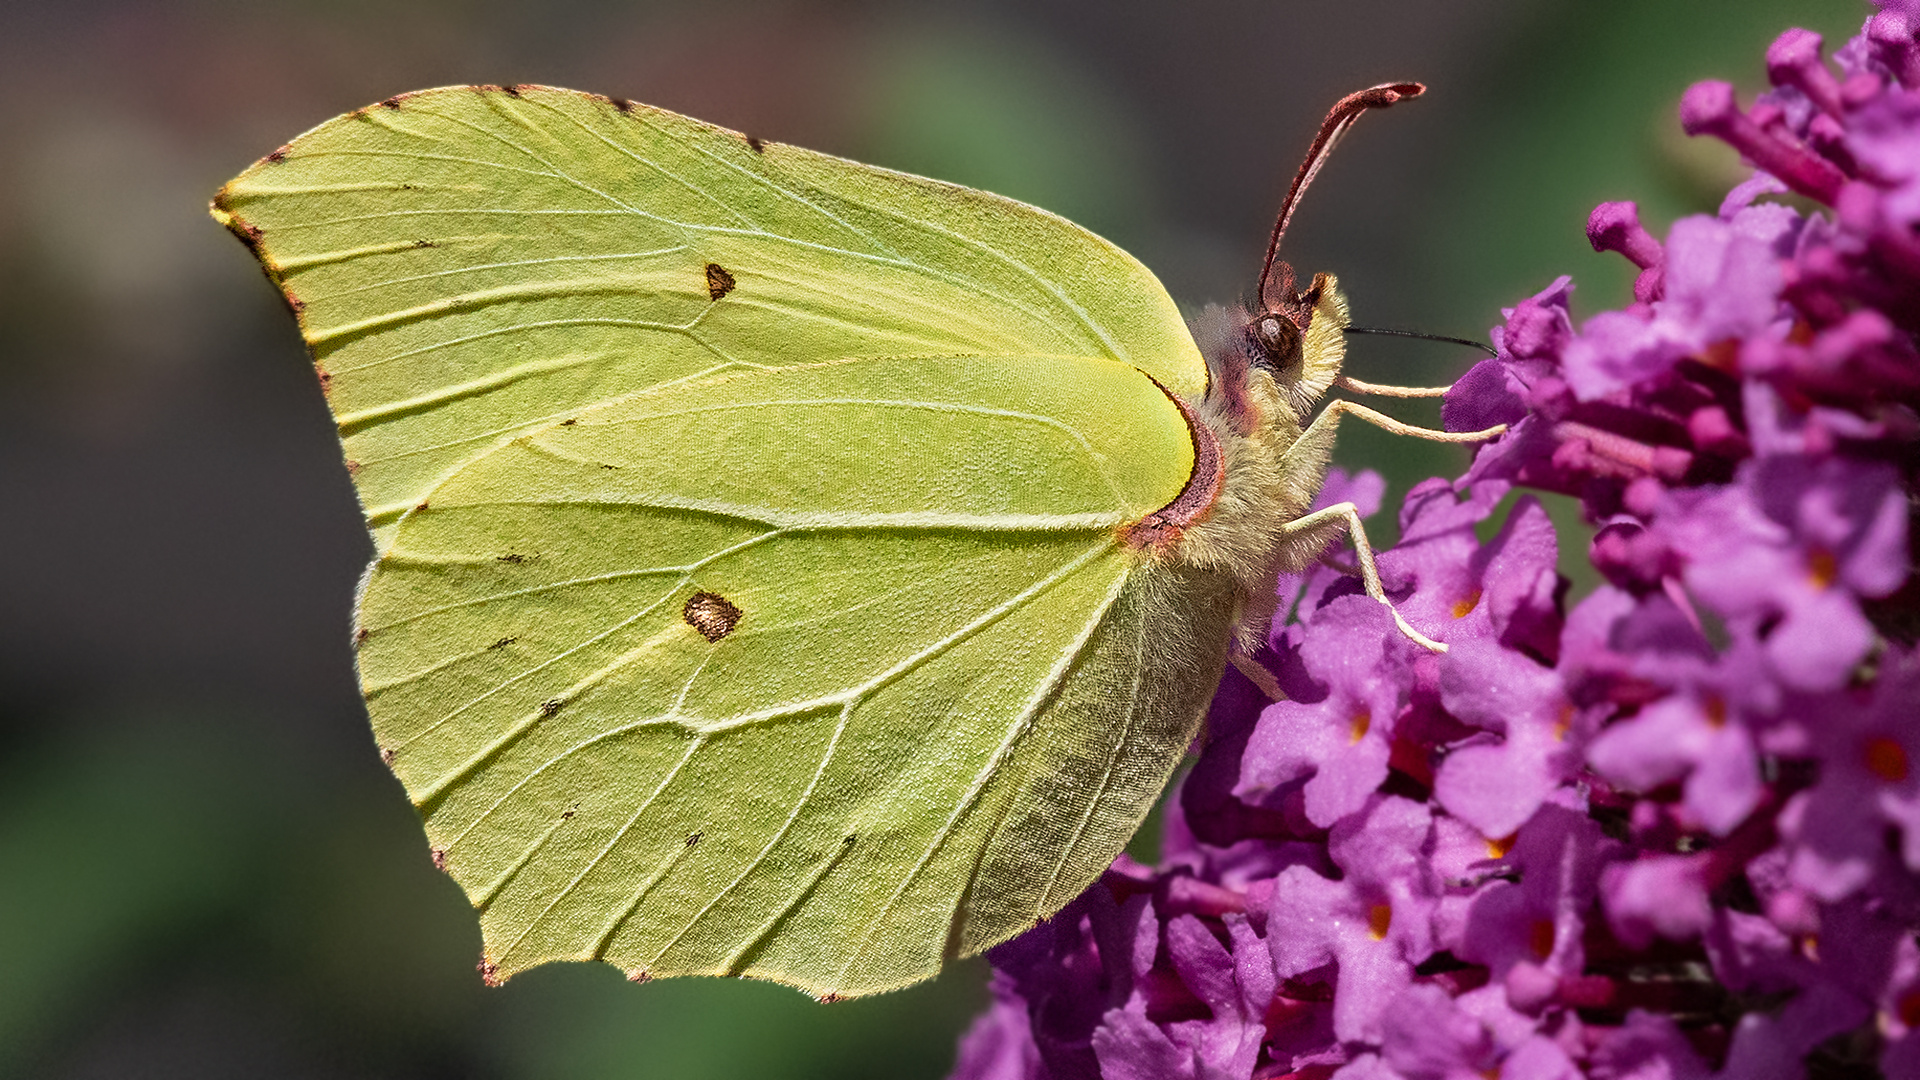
left=1374, top=477, right=1530, bottom=646
left=1663, top=455, right=1906, bottom=691
left=1455, top=805, right=1618, bottom=1007
left=952, top=985, right=1044, bottom=1080
left=1583, top=633, right=1773, bottom=836
left=1433, top=637, right=1583, bottom=840
left=1356, top=983, right=1498, bottom=1080
left=1271, top=467, right=1389, bottom=638
left=1717, top=983, right=1872, bottom=1080
left=956, top=14, right=1918, bottom=1080
left=1101, top=914, right=1273, bottom=1080
left=1267, top=795, right=1439, bottom=1044
left=1588, top=688, right=1763, bottom=838
left=1238, top=596, right=1415, bottom=828
left=1599, top=852, right=1716, bottom=950
left=1782, top=651, right=1920, bottom=900
left=1586, top=1011, right=1711, bottom=1080
left=1563, top=213, right=1788, bottom=402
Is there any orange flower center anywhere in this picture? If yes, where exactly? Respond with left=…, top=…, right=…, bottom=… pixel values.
left=1899, top=988, right=1920, bottom=1029
left=1807, top=547, right=1839, bottom=590
left=1865, top=736, right=1910, bottom=783
left=1350, top=709, right=1372, bottom=745
left=1368, top=903, right=1392, bottom=941
left=1702, top=337, right=1743, bottom=369
left=1529, top=919, right=1556, bottom=959
left=1703, top=695, right=1728, bottom=728
left=1452, top=590, right=1482, bottom=619
left=1552, top=703, right=1575, bottom=741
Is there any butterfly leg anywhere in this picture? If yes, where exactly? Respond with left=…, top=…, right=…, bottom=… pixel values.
left=1227, top=648, right=1287, bottom=702
left=1276, top=397, right=1507, bottom=511
left=1268, top=399, right=1504, bottom=652
left=1316, top=398, right=1508, bottom=443
left=1274, top=502, right=1446, bottom=652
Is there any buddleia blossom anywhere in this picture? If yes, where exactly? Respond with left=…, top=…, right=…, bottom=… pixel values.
left=952, top=8, right=1920, bottom=1079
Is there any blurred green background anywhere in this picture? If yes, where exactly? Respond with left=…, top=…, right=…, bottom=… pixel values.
left=0, top=0, right=1869, bottom=1075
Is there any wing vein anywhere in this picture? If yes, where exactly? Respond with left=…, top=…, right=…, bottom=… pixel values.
left=646, top=702, right=856, bottom=970
left=827, top=557, right=1133, bottom=988
left=313, top=246, right=688, bottom=300
left=471, top=811, right=570, bottom=910
left=394, top=528, right=787, bottom=759
left=497, top=734, right=704, bottom=964
left=1035, top=579, right=1149, bottom=915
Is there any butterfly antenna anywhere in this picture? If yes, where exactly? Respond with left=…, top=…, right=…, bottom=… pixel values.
left=1335, top=328, right=1496, bottom=399
left=1255, top=82, right=1425, bottom=313
left=1345, top=326, right=1497, bottom=356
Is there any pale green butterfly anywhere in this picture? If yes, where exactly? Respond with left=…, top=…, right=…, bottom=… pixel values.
left=211, top=81, right=1501, bottom=1000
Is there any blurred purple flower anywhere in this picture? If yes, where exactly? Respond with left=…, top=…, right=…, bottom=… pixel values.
left=1783, top=651, right=1920, bottom=900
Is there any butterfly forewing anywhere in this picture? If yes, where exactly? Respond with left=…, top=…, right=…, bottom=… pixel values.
left=214, top=86, right=1205, bottom=548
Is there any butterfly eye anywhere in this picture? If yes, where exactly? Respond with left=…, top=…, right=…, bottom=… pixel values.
left=1252, top=313, right=1302, bottom=369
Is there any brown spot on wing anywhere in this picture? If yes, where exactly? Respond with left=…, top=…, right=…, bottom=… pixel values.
left=431, top=848, right=449, bottom=870
left=705, top=262, right=736, bottom=300
left=683, top=592, right=743, bottom=642
left=265, top=144, right=290, bottom=163
left=478, top=958, right=502, bottom=987
left=745, top=134, right=765, bottom=153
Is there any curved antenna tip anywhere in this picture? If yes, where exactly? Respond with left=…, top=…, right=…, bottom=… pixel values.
left=1257, top=83, right=1428, bottom=313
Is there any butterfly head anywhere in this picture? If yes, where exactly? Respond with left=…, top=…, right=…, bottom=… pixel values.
left=1191, top=278, right=1348, bottom=436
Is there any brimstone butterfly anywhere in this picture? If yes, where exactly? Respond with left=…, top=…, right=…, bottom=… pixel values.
left=211, top=81, right=1499, bottom=1000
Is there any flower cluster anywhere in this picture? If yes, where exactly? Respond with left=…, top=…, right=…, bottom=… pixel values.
left=952, top=11, right=1919, bottom=1080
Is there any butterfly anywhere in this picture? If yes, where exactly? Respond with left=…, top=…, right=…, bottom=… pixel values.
left=211, top=80, right=1500, bottom=999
